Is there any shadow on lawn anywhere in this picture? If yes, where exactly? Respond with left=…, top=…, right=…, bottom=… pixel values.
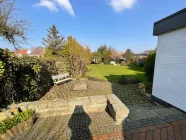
left=127, top=65, right=145, bottom=72
left=104, top=73, right=147, bottom=83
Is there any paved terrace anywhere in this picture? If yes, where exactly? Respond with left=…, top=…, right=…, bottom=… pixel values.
left=14, top=116, right=186, bottom=140
left=13, top=80, right=186, bottom=139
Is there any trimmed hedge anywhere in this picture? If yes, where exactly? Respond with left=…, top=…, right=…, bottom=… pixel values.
left=0, top=109, right=35, bottom=134
left=144, top=52, right=156, bottom=81
left=0, top=48, right=54, bottom=104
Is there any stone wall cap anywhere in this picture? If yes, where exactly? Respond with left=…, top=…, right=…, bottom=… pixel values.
left=106, top=94, right=123, bottom=104
left=89, top=95, right=107, bottom=104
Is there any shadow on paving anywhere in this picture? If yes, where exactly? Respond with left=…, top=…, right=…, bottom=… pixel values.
left=68, top=105, right=92, bottom=140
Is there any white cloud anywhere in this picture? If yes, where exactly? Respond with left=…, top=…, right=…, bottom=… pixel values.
left=109, top=0, right=137, bottom=12
left=34, top=0, right=58, bottom=12
left=55, top=0, right=75, bottom=16
left=34, top=0, right=75, bottom=16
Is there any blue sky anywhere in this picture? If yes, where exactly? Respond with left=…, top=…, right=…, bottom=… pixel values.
left=1, top=0, right=186, bottom=53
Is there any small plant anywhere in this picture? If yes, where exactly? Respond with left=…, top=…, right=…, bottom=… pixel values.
left=138, top=82, right=153, bottom=94
left=0, top=109, right=35, bottom=134
left=138, top=83, right=146, bottom=93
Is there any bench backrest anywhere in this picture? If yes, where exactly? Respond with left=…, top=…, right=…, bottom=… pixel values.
left=52, top=73, right=70, bottom=80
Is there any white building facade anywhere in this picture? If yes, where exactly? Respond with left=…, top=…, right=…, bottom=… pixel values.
left=152, top=8, right=186, bottom=112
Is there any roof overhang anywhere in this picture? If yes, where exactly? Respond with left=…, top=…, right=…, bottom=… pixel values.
left=153, top=8, right=186, bottom=36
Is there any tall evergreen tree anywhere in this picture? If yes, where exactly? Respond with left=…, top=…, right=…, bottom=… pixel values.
left=42, top=24, right=65, bottom=54
left=97, top=45, right=110, bottom=64
left=124, top=49, right=134, bottom=62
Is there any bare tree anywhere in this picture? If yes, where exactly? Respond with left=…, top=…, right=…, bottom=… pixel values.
left=109, top=47, right=119, bottom=60
left=0, top=0, right=29, bottom=49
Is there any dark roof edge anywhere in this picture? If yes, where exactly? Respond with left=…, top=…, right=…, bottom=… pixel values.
left=154, top=8, right=186, bottom=25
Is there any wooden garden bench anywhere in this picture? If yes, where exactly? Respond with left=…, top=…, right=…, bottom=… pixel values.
left=52, top=73, right=72, bottom=85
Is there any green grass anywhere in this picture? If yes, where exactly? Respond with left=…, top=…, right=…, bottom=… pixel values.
left=86, top=64, right=148, bottom=83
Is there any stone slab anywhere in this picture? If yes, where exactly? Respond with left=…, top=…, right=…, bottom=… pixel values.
left=73, top=83, right=87, bottom=91
left=152, top=108, right=183, bottom=117
left=106, top=94, right=123, bottom=104
left=129, top=110, right=158, bottom=121
left=90, top=95, right=107, bottom=104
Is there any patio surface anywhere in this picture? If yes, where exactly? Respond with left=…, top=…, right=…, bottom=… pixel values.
left=13, top=80, right=186, bottom=139
left=13, top=112, right=186, bottom=140
left=41, top=80, right=186, bottom=130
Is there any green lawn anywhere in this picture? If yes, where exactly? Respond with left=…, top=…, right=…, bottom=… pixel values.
left=86, top=64, right=148, bottom=83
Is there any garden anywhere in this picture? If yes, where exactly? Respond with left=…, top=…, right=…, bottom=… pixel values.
left=0, top=0, right=156, bottom=136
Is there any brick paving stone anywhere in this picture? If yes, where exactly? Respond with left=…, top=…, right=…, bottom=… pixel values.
left=97, top=134, right=109, bottom=140
left=92, top=136, right=98, bottom=140
left=146, top=134, right=153, bottom=140
left=146, top=125, right=157, bottom=130
left=139, top=137, right=145, bottom=140
left=123, top=131, right=131, bottom=136
left=147, top=130, right=154, bottom=137
left=129, top=129, right=139, bottom=134
left=170, top=119, right=186, bottom=126
left=155, top=123, right=172, bottom=129
left=167, top=127, right=174, bottom=137
left=125, top=135, right=132, bottom=140
left=131, top=134, right=139, bottom=140
left=108, top=132, right=119, bottom=139
left=161, top=128, right=168, bottom=140
left=154, top=130, right=160, bottom=140
left=181, top=124, right=186, bottom=140
left=117, top=132, right=123, bottom=138
left=168, top=135, right=176, bottom=140
left=139, top=132, right=146, bottom=139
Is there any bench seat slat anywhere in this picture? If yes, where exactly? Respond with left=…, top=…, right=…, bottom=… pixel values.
left=52, top=73, right=72, bottom=85
left=54, top=78, right=72, bottom=85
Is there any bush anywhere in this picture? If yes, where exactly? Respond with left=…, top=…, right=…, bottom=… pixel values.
left=120, top=61, right=127, bottom=66
left=144, top=52, right=156, bottom=81
left=62, top=36, right=90, bottom=77
left=0, top=49, right=54, bottom=104
left=132, top=57, right=146, bottom=67
left=0, top=109, right=34, bottom=134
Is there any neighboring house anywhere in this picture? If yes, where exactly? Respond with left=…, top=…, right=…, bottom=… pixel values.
left=118, top=52, right=125, bottom=61
left=152, top=8, right=186, bottom=112
left=14, top=49, right=31, bottom=57
left=134, top=50, right=151, bottom=66
left=29, top=47, right=45, bottom=58
left=135, top=50, right=151, bottom=59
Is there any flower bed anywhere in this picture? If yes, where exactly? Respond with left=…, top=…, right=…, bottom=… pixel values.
left=0, top=109, right=35, bottom=134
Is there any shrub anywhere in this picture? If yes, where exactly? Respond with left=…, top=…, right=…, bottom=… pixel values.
left=15, top=56, right=54, bottom=101
left=132, top=57, right=146, bottom=67
left=62, top=36, right=90, bottom=77
left=0, top=49, right=54, bottom=104
left=0, top=109, right=34, bottom=134
left=120, top=61, right=127, bottom=66
left=144, top=52, right=156, bottom=81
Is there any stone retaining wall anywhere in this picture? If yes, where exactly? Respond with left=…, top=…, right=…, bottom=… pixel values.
left=9, top=94, right=129, bottom=124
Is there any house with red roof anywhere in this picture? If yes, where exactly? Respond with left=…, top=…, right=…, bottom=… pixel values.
left=14, top=49, right=31, bottom=57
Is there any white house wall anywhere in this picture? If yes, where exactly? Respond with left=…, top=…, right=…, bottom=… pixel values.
left=152, top=27, right=186, bottom=112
